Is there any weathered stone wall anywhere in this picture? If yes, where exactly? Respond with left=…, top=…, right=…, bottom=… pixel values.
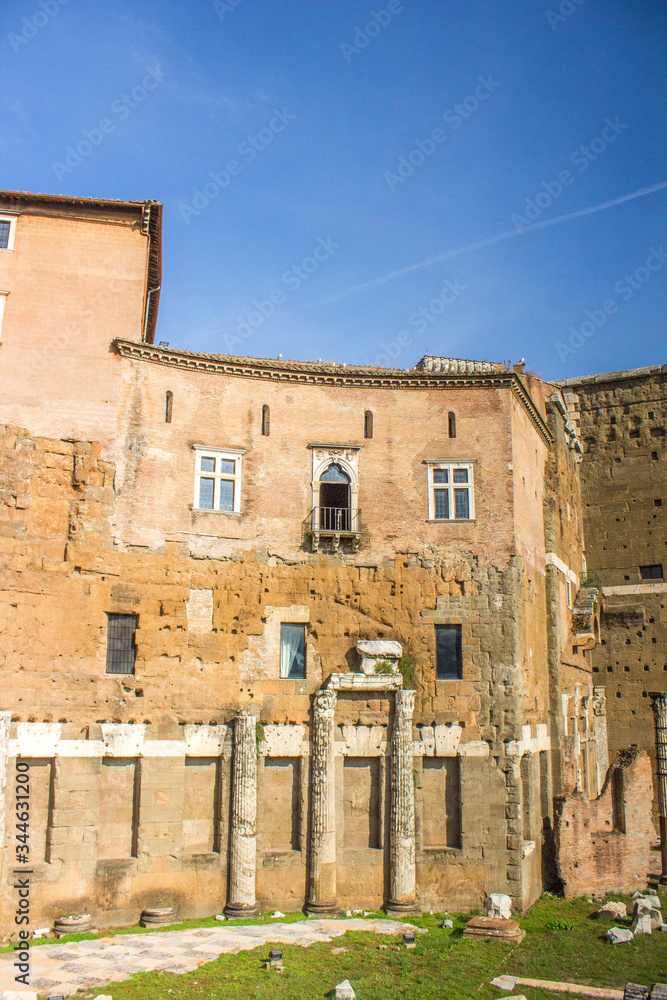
left=554, top=747, right=656, bottom=897
left=557, top=367, right=667, bottom=823
left=0, top=412, right=561, bottom=924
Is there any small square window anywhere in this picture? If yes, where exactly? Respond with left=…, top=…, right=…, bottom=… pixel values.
left=106, top=614, right=138, bottom=675
left=435, top=624, right=462, bottom=679
left=280, top=623, right=306, bottom=678
left=433, top=469, right=448, bottom=484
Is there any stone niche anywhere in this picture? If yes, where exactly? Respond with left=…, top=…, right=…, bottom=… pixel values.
left=356, top=640, right=402, bottom=675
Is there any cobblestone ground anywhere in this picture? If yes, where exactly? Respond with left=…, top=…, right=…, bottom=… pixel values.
left=0, top=919, right=422, bottom=996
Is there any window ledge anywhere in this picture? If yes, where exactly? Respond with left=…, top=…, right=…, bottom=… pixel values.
left=427, top=518, right=476, bottom=524
left=191, top=506, right=241, bottom=516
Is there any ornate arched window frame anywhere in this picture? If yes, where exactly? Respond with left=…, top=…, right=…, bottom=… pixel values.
left=308, top=444, right=361, bottom=528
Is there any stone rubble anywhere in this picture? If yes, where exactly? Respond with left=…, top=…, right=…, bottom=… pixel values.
left=597, top=901, right=628, bottom=921
left=607, top=927, right=635, bottom=944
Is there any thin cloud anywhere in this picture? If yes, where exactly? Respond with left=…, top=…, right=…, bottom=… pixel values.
left=308, top=179, right=667, bottom=308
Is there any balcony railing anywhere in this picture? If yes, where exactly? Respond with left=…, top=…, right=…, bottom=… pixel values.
left=303, top=507, right=362, bottom=550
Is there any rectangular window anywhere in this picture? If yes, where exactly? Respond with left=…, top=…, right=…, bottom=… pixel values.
left=280, top=623, right=306, bottom=678
left=0, top=214, right=17, bottom=251
left=106, top=613, right=138, bottom=675
left=640, top=564, right=663, bottom=580
left=427, top=462, right=474, bottom=520
left=435, top=624, right=462, bottom=679
left=193, top=447, right=243, bottom=513
left=0, top=292, right=8, bottom=344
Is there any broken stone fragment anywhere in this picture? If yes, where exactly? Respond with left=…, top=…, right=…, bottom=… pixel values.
left=598, top=901, right=628, bottom=921
left=607, top=926, right=634, bottom=944
left=491, top=975, right=519, bottom=990
left=487, top=892, right=513, bottom=919
left=622, top=984, right=649, bottom=1000
left=630, top=912, right=653, bottom=936
left=334, top=980, right=355, bottom=1000
left=441, top=918, right=453, bottom=928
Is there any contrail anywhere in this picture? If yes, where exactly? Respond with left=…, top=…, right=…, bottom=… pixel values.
left=303, top=178, right=667, bottom=308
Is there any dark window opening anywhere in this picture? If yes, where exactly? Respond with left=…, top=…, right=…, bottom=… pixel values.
left=280, top=623, right=306, bottom=678
left=640, top=564, right=663, bottom=580
left=0, top=221, right=10, bottom=249
left=319, top=463, right=351, bottom=530
left=165, top=391, right=173, bottom=423
left=261, top=404, right=270, bottom=436
left=106, top=614, right=138, bottom=675
left=436, top=624, right=462, bottom=679
left=611, top=769, right=626, bottom=832
left=448, top=411, right=456, bottom=438
left=364, top=409, right=373, bottom=439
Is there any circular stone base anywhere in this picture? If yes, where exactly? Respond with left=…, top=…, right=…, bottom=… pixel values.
left=140, top=906, right=178, bottom=927
left=223, top=903, right=259, bottom=919
left=54, top=915, right=93, bottom=935
left=384, top=901, right=421, bottom=918
left=304, top=900, right=342, bottom=918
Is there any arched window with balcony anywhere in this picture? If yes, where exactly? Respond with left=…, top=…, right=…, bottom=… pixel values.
left=318, top=463, right=351, bottom=530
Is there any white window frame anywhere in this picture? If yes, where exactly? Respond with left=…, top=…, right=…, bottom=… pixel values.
left=426, top=461, right=475, bottom=521
left=0, top=291, right=8, bottom=343
left=0, top=213, right=19, bottom=252
left=193, top=445, right=245, bottom=514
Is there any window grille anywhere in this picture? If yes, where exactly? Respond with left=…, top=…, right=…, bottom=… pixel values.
left=106, top=614, right=138, bottom=675
left=0, top=222, right=10, bottom=249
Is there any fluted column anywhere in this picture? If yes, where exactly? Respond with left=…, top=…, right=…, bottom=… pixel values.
left=386, top=689, right=418, bottom=914
left=225, top=709, right=258, bottom=917
left=650, top=692, right=667, bottom=884
left=306, top=688, right=338, bottom=915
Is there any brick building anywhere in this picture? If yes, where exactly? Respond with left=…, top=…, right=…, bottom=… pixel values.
left=0, top=191, right=659, bottom=931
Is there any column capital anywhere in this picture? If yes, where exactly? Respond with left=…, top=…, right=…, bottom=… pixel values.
left=314, top=688, right=337, bottom=716
left=395, top=688, right=415, bottom=719
left=650, top=692, right=667, bottom=714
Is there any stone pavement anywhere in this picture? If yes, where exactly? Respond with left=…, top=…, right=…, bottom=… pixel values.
left=0, top=918, right=423, bottom=996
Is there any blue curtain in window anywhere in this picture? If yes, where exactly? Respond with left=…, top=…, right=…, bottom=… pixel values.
left=280, top=624, right=305, bottom=678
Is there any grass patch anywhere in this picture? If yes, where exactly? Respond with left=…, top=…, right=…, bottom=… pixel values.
left=46, top=893, right=667, bottom=1000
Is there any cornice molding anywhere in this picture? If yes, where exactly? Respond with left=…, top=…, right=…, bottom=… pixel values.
left=112, top=339, right=553, bottom=445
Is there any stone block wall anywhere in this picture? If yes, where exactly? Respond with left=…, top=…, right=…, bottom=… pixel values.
left=554, top=747, right=656, bottom=897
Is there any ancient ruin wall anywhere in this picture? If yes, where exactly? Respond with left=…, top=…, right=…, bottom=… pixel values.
left=560, top=368, right=667, bottom=821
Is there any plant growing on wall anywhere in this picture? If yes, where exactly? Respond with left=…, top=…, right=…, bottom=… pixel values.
left=398, top=656, right=416, bottom=689
left=255, top=720, right=265, bottom=753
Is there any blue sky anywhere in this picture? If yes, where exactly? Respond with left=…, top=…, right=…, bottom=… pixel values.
left=1, top=0, right=666, bottom=379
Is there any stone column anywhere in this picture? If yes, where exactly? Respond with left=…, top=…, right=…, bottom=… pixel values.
left=386, top=689, right=419, bottom=915
left=592, top=687, right=609, bottom=797
left=225, top=709, right=258, bottom=917
left=650, top=692, right=667, bottom=884
left=306, top=688, right=338, bottom=915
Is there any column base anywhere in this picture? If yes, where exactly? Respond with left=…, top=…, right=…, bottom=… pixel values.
left=305, top=900, right=341, bottom=918
left=385, top=900, right=421, bottom=917
left=224, top=902, right=259, bottom=919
